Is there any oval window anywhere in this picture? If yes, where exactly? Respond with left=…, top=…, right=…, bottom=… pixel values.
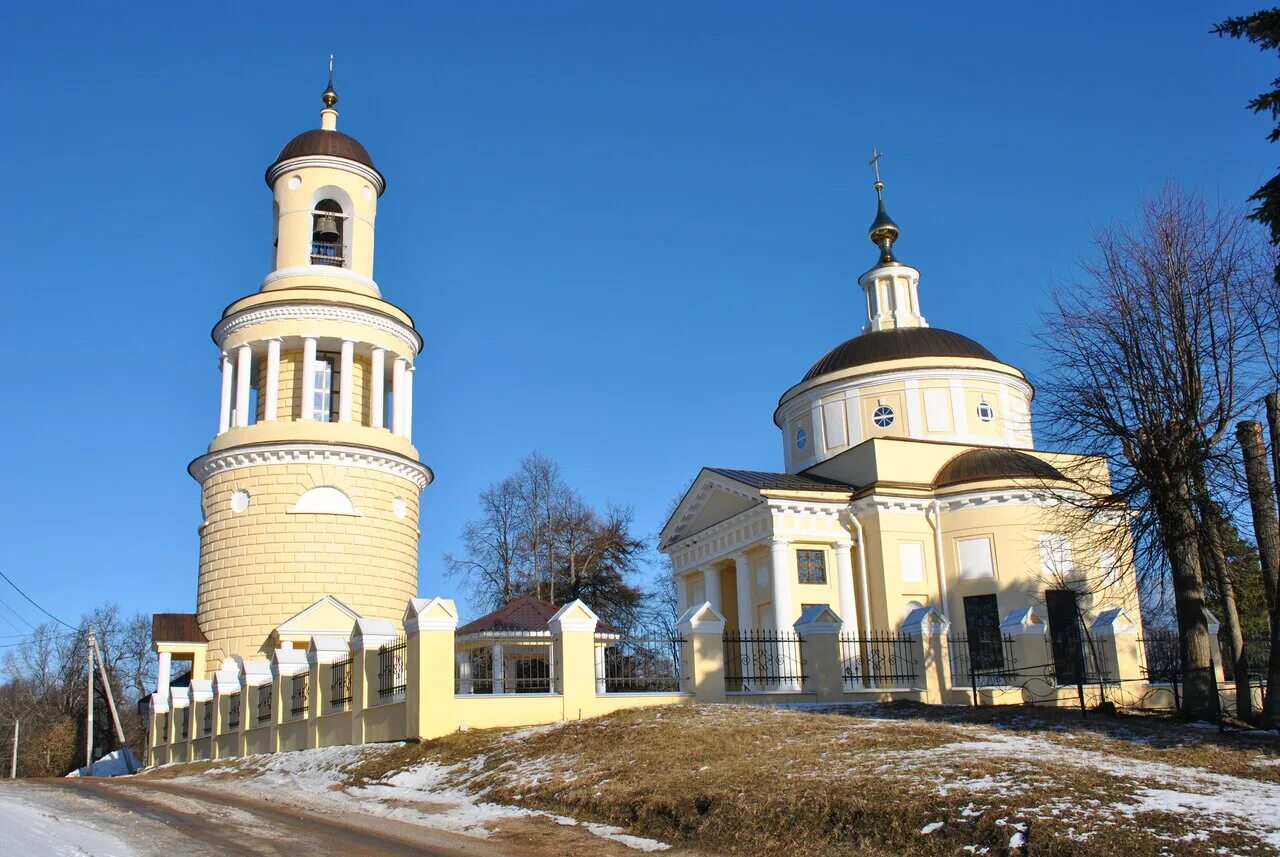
left=796, top=427, right=808, bottom=450
left=976, top=401, right=995, bottom=422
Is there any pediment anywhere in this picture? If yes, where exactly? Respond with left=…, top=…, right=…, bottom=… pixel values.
left=660, top=469, right=763, bottom=548
left=274, top=596, right=362, bottom=642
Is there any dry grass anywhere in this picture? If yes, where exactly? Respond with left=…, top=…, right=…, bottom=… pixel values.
left=143, top=703, right=1280, bottom=856
left=400, top=703, right=1280, bottom=857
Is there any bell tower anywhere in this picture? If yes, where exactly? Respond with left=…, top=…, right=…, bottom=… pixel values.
left=188, top=72, right=432, bottom=671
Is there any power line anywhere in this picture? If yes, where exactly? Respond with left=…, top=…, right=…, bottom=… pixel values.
left=0, top=571, right=74, bottom=630
left=0, top=599, right=36, bottom=632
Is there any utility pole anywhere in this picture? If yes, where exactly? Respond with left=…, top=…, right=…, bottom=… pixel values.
left=9, top=719, right=17, bottom=779
left=85, top=625, right=95, bottom=775
left=94, top=636, right=134, bottom=773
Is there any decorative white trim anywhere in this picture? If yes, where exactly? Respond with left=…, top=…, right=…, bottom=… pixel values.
left=659, top=469, right=766, bottom=549
left=189, top=679, right=214, bottom=703
left=267, top=155, right=385, bottom=196
left=259, top=264, right=380, bottom=295
left=677, top=602, right=727, bottom=634
left=793, top=604, right=842, bottom=635
left=404, top=597, right=459, bottom=634
left=271, top=648, right=310, bottom=678
left=352, top=617, right=399, bottom=650
left=189, top=442, right=433, bottom=490
left=308, top=635, right=353, bottom=665
left=549, top=599, right=600, bottom=634
left=213, top=302, right=421, bottom=356
left=276, top=595, right=362, bottom=639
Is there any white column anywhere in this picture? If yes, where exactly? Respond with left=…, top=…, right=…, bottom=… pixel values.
left=217, top=353, right=233, bottom=434
left=834, top=541, right=858, bottom=633
left=370, top=347, right=385, bottom=429
left=157, top=652, right=172, bottom=701
left=491, top=644, right=505, bottom=694
left=338, top=339, right=355, bottom=423
left=702, top=565, right=722, bottom=613
left=457, top=651, right=473, bottom=694
left=674, top=572, right=689, bottom=615
left=264, top=339, right=281, bottom=421
left=391, top=356, right=407, bottom=436
left=403, top=364, right=415, bottom=440
left=300, top=337, right=318, bottom=421
left=733, top=552, right=755, bottom=690
left=769, top=538, right=795, bottom=629
left=234, top=344, right=252, bottom=428
left=733, top=552, right=752, bottom=631
left=594, top=643, right=607, bottom=694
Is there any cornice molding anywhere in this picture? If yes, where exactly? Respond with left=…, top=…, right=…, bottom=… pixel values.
left=213, top=302, right=421, bottom=355
left=189, top=442, right=434, bottom=490
left=260, top=265, right=380, bottom=295
left=267, top=155, right=386, bottom=196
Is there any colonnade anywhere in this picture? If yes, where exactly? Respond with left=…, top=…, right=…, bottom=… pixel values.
left=216, top=336, right=415, bottom=438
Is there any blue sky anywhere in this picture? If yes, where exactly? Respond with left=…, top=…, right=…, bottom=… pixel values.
left=0, top=2, right=1272, bottom=629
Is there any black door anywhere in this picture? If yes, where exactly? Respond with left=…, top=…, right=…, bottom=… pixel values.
left=1045, top=589, right=1084, bottom=684
left=963, top=594, right=1005, bottom=683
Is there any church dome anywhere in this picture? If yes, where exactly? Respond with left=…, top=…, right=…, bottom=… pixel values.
left=801, top=327, right=999, bottom=383
left=265, top=129, right=381, bottom=186
left=934, top=447, right=1065, bottom=489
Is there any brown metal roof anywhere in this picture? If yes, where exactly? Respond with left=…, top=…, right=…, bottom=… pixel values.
left=265, top=129, right=382, bottom=186
left=457, top=594, right=621, bottom=635
left=802, top=327, right=999, bottom=382
left=152, top=613, right=208, bottom=644
left=708, top=468, right=855, bottom=493
left=934, top=447, right=1067, bottom=489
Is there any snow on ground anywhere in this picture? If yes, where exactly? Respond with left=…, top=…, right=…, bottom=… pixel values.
left=67, top=747, right=142, bottom=778
left=171, top=743, right=671, bottom=852
left=0, top=790, right=136, bottom=857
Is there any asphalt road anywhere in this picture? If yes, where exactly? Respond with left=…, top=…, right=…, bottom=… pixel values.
left=0, top=778, right=647, bottom=857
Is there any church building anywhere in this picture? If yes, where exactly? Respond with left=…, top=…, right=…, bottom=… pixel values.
left=659, top=171, right=1141, bottom=653
left=151, top=74, right=431, bottom=690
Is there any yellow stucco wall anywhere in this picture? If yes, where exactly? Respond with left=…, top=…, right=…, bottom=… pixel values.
left=196, top=462, right=421, bottom=668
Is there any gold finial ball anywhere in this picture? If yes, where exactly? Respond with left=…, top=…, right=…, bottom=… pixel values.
left=322, top=86, right=339, bottom=109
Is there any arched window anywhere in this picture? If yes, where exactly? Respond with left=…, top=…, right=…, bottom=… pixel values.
left=310, top=199, right=346, bottom=268
left=290, top=486, right=357, bottom=515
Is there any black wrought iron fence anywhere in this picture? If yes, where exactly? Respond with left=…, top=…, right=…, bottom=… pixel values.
left=1221, top=635, right=1273, bottom=683
left=256, top=685, right=272, bottom=724
left=454, top=635, right=557, bottom=694
left=291, top=673, right=309, bottom=718
left=948, top=633, right=1017, bottom=687
left=378, top=636, right=408, bottom=701
left=723, top=630, right=805, bottom=692
left=597, top=636, right=685, bottom=693
left=227, top=693, right=240, bottom=730
left=840, top=633, right=920, bottom=689
left=1046, top=632, right=1109, bottom=685
left=180, top=707, right=189, bottom=741
left=1140, top=631, right=1182, bottom=685
left=203, top=701, right=213, bottom=736
left=330, top=657, right=353, bottom=710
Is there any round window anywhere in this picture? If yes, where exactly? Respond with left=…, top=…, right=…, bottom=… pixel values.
left=795, top=427, right=808, bottom=450
left=976, top=401, right=995, bottom=422
left=872, top=405, right=896, bottom=428
left=230, top=489, right=251, bottom=513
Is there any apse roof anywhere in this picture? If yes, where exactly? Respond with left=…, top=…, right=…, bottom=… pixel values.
left=265, top=128, right=382, bottom=187
left=934, top=447, right=1067, bottom=489
left=707, top=468, right=854, bottom=492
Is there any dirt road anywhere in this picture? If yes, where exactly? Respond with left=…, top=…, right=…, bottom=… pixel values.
left=1, top=778, right=680, bottom=856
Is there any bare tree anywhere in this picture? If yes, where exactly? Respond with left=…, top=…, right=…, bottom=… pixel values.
left=1238, top=421, right=1280, bottom=724
left=444, top=476, right=526, bottom=613
left=1037, top=187, right=1271, bottom=718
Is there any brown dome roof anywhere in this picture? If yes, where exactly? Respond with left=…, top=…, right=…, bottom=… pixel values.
left=934, top=447, right=1066, bottom=489
left=802, top=327, right=998, bottom=383
left=265, top=129, right=382, bottom=187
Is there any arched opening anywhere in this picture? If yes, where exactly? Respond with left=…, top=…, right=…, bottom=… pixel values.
left=310, top=199, right=347, bottom=268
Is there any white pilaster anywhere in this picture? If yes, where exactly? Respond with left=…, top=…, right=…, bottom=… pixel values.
left=404, top=364, right=415, bottom=440
left=157, top=652, right=172, bottom=701
left=300, top=336, right=317, bottom=421
left=264, top=338, right=281, bottom=421
left=392, top=356, right=407, bottom=437
left=338, top=339, right=355, bottom=423
left=492, top=644, right=505, bottom=694
left=370, top=347, right=385, bottom=429
left=675, top=572, right=689, bottom=615
left=834, top=541, right=858, bottom=634
left=234, top=344, right=252, bottom=428
left=769, top=538, right=795, bottom=629
left=217, top=352, right=233, bottom=435
left=594, top=643, right=607, bottom=694
left=733, top=552, right=752, bottom=631
left=702, top=565, right=722, bottom=613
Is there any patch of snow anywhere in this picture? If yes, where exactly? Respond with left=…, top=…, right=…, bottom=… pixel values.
left=1009, top=830, right=1027, bottom=848
left=0, top=790, right=136, bottom=856
left=920, top=821, right=944, bottom=834
left=583, top=822, right=671, bottom=851
left=65, top=747, right=142, bottom=777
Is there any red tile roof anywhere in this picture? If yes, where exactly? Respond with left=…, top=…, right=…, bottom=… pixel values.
left=457, top=594, right=620, bottom=635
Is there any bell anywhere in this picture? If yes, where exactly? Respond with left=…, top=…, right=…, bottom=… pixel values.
left=313, top=215, right=340, bottom=243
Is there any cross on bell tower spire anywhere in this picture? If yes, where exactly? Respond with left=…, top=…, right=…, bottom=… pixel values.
left=866, top=147, right=900, bottom=266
